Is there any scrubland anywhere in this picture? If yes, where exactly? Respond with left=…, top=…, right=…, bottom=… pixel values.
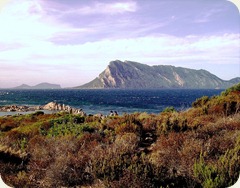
left=0, top=84, right=239, bottom=188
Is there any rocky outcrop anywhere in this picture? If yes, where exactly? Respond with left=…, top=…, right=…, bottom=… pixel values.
left=0, top=102, right=85, bottom=116
left=76, top=60, right=240, bottom=89
left=42, top=102, right=68, bottom=111
left=42, top=102, right=85, bottom=116
left=0, top=105, right=36, bottom=112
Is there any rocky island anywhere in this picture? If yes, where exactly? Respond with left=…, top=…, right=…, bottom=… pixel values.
left=12, top=82, right=62, bottom=89
left=76, top=60, right=240, bottom=89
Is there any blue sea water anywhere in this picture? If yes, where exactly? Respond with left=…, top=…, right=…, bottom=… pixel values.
left=0, top=89, right=223, bottom=115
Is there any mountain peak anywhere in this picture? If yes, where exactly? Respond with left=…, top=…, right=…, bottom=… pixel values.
left=109, top=60, right=123, bottom=65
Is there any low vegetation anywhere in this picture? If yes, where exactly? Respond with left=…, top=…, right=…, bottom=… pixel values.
left=0, top=84, right=240, bottom=187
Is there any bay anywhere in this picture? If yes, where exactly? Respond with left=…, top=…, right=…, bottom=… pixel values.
left=0, top=89, right=223, bottom=115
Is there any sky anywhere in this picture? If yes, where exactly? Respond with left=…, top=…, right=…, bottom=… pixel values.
left=0, top=0, right=239, bottom=88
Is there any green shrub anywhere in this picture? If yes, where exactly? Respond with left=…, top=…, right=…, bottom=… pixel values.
left=192, top=96, right=209, bottom=108
left=20, top=137, right=27, bottom=152
left=162, top=106, right=176, bottom=113
left=194, top=137, right=240, bottom=188
left=194, top=153, right=224, bottom=188
left=221, top=83, right=240, bottom=96
left=46, top=122, right=96, bottom=137
left=32, top=111, right=44, bottom=116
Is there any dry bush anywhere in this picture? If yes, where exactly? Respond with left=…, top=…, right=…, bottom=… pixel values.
left=115, top=122, right=139, bottom=135
left=90, top=133, right=139, bottom=183
left=148, top=132, right=205, bottom=187
left=114, top=133, right=140, bottom=153
left=27, top=133, right=102, bottom=187
left=102, top=114, right=143, bottom=136
left=142, top=118, right=158, bottom=132
left=27, top=136, right=55, bottom=178
left=136, top=112, right=156, bottom=131
left=0, top=118, right=19, bottom=132
left=180, top=135, right=203, bottom=174
left=109, top=168, right=154, bottom=188
left=150, top=132, right=186, bottom=173
left=44, top=147, right=93, bottom=187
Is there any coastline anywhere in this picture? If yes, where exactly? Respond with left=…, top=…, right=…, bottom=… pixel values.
left=0, top=102, right=85, bottom=117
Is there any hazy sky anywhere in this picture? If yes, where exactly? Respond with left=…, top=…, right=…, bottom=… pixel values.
left=0, top=0, right=239, bottom=88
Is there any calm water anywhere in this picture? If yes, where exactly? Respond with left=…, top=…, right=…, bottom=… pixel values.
left=0, top=89, right=223, bottom=115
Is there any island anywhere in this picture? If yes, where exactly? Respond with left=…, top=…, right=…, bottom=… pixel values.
left=76, top=60, right=240, bottom=89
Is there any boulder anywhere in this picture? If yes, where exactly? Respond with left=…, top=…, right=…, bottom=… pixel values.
left=42, top=102, right=86, bottom=115
left=42, top=102, right=58, bottom=110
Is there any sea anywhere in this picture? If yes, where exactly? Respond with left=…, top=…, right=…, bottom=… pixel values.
left=0, top=89, right=224, bottom=116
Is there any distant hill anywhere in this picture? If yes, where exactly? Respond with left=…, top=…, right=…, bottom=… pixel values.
left=76, top=60, right=240, bottom=89
left=13, top=82, right=61, bottom=89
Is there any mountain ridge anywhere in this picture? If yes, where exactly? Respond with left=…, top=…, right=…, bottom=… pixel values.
left=13, top=82, right=62, bottom=89
left=76, top=60, right=240, bottom=89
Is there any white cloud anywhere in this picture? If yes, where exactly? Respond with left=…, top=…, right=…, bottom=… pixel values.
left=73, top=1, right=137, bottom=15
left=1, top=34, right=239, bottom=85
left=50, top=1, right=138, bottom=17
left=0, top=0, right=69, bottom=46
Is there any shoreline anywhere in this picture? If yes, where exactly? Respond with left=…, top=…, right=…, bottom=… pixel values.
left=0, top=102, right=85, bottom=116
